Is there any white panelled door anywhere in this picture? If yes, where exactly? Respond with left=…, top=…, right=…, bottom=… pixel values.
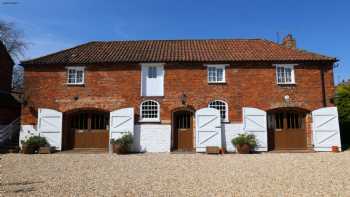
left=110, top=108, right=134, bottom=140
left=312, top=107, right=341, bottom=151
left=242, top=107, right=267, bottom=151
left=195, top=108, right=221, bottom=152
left=37, top=108, right=63, bottom=150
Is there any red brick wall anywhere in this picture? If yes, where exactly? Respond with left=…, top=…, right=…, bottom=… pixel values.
left=21, top=62, right=335, bottom=124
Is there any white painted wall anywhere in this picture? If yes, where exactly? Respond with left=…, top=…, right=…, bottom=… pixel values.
left=222, top=123, right=244, bottom=152
left=133, top=124, right=171, bottom=152
left=19, top=125, right=39, bottom=148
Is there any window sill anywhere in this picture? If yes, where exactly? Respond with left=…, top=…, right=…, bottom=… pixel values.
left=141, top=95, right=164, bottom=98
left=208, top=82, right=227, bottom=85
left=277, top=83, right=296, bottom=86
left=66, top=83, right=85, bottom=86
left=139, top=119, right=161, bottom=123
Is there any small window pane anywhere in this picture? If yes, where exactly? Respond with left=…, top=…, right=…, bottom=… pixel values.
left=208, top=66, right=225, bottom=83
left=216, top=68, right=224, bottom=82
left=148, top=67, right=157, bottom=78
left=208, top=67, right=216, bottom=82
left=277, top=65, right=294, bottom=84
left=209, top=100, right=228, bottom=121
left=67, top=68, right=84, bottom=84
left=141, top=100, right=159, bottom=120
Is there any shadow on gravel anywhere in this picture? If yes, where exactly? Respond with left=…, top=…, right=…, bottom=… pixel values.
left=1, top=181, right=43, bottom=194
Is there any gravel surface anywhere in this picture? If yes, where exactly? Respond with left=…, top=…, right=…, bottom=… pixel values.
left=1, top=152, right=350, bottom=196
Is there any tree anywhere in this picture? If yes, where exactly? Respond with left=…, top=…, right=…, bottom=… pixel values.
left=335, top=82, right=350, bottom=147
left=335, top=83, right=350, bottom=123
left=0, top=20, right=27, bottom=91
left=0, top=20, right=26, bottom=59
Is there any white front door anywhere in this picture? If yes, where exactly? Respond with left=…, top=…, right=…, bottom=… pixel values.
left=37, top=108, right=63, bottom=150
left=195, top=108, right=221, bottom=152
left=312, top=107, right=342, bottom=151
left=242, top=107, right=267, bottom=151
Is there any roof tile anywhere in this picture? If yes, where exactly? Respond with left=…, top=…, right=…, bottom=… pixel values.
left=21, top=39, right=336, bottom=65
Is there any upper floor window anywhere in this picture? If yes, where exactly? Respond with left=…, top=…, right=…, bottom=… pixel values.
left=148, top=66, right=157, bottom=78
left=67, top=67, right=85, bottom=85
left=208, top=100, right=228, bottom=122
left=275, top=64, right=295, bottom=84
left=140, top=100, right=160, bottom=122
left=206, top=64, right=227, bottom=83
left=141, top=63, right=164, bottom=96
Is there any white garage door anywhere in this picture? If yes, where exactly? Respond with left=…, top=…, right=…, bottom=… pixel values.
left=242, top=107, right=267, bottom=151
left=37, top=108, right=62, bottom=150
left=110, top=108, right=134, bottom=140
left=312, top=107, right=341, bottom=151
left=195, top=108, right=221, bottom=152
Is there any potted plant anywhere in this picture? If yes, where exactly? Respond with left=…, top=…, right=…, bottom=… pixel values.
left=21, top=139, right=35, bottom=154
left=110, top=133, right=133, bottom=154
left=231, top=133, right=257, bottom=154
left=21, top=135, right=49, bottom=154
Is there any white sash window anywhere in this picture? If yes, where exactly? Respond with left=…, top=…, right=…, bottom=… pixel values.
left=275, top=64, right=295, bottom=84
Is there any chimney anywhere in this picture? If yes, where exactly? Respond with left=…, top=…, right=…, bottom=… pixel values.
left=282, top=34, right=296, bottom=49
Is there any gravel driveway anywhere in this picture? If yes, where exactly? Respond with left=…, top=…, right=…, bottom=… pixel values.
left=1, top=152, right=350, bottom=196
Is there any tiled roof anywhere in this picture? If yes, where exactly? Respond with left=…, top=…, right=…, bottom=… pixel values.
left=21, top=39, right=336, bottom=65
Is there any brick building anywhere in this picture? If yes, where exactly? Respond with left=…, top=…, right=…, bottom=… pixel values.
left=19, top=35, right=341, bottom=152
left=0, top=41, right=20, bottom=128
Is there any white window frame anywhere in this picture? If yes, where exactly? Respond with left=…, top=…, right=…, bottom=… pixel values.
left=208, top=100, right=229, bottom=122
left=66, top=66, right=85, bottom=85
left=140, top=100, right=160, bottom=122
left=275, top=64, right=296, bottom=84
left=205, top=64, right=228, bottom=83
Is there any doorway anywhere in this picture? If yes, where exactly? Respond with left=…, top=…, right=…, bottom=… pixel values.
left=64, top=110, right=109, bottom=149
left=268, top=108, right=307, bottom=150
left=172, top=110, right=194, bottom=151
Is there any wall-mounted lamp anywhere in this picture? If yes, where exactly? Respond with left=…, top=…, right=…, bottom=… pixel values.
left=284, top=95, right=290, bottom=103
left=180, top=92, right=187, bottom=105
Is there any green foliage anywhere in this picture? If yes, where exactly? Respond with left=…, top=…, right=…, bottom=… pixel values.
left=335, top=84, right=350, bottom=123
left=21, top=135, right=49, bottom=147
left=110, top=133, right=133, bottom=147
left=231, top=133, right=257, bottom=149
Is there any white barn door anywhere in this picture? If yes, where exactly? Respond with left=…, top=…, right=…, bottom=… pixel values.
left=312, top=107, right=341, bottom=151
left=242, top=107, right=267, bottom=151
left=195, top=108, right=221, bottom=152
left=37, top=108, right=63, bottom=150
left=110, top=108, right=134, bottom=140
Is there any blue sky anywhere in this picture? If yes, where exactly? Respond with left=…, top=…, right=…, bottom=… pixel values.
left=0, top=0, right=349, bottom=83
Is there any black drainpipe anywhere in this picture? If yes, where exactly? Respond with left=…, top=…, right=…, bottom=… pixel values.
left=320, top=65, right=327, bottom=107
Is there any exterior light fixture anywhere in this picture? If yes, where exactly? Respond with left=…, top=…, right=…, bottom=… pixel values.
left=181, top=92, right=187, bottom=105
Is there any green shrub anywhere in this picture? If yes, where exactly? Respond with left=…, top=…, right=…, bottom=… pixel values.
left=110, top=133, right=133, bottom=147
left=231, top=133, right=257, bottom=149
left=21, top=135, right=49, bottom=147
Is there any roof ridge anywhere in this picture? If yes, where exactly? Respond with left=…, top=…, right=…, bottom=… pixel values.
left=91, top=38, right=265, bottom=43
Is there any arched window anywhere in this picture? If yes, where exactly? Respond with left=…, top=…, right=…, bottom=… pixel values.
left=208, top=100, right=228, bottom=122
left=140, top=100, right=160, bottom=121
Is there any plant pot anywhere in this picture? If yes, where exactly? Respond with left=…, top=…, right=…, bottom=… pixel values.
left=331, top=146, right=339, bottom=153
left=236, top=144, right=251, bottom=154
left=22, top=144, right=35, bottom=154
left=112, top=144, right=128, bottom=154
left=39, top=146, right=52, bottom=154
